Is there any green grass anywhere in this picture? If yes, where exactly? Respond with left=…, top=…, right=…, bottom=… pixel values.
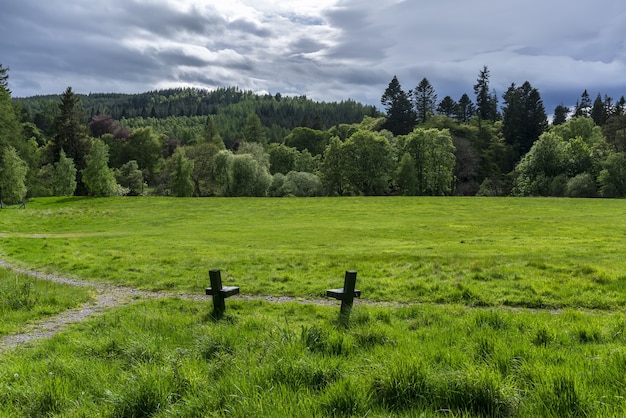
left=1, top=196, right=626, bottom=308
left=1, top=299, right=626, bottom=417
left=0, top=267, right=93, bottom=336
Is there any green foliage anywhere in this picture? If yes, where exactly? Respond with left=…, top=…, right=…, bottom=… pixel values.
left=269, top=171, right=323, bottom=197
left=51, top=87, right=91, bottom=173
left=267, top=143, right=298, bottom=174
left=341, top=130, right=395, bottom=195
left=169, top=148, right=194, bottom=197
left=502, top=81, right=548, bottom=164
left=243, top=112, right=267, bottom=144
left=0, top=83, right=25, bottom=157
left=284, top=127, right=330, bottom=156
left=115, top=160, right=144, bottom=196
left=52, top=150, right=77, bottom=196
left=396, top=128, right=456, bottom=195
left=565, top=173, right=597, bottom=198
left=82, top=139, right=117, bottom=197
left=184, top=142, right=221, bottom=196
left=381, top=76, right=417, bottom=135
left=598, top=152, right=626, bottom=197
left=0, top=146, right=28, bottom=204
left=319, top=136, right=346, bottom=195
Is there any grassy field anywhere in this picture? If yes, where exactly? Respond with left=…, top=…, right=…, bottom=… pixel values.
left=0, top=267, right=93, bottom=337
left=1, top=196, right=626, bottom=417
left=1, top=196, right=625, bottom=308
left=1, top=299, right=626, bottom=417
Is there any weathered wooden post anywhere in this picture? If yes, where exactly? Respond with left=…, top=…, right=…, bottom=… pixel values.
left=205, top=269, right=239, bottom=320
left=326, top=270, right=361, bottom=325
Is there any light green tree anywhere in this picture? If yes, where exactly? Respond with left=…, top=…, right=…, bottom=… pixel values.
left=115, top=160, right=144, bottom=196
left=169, top=148, right=194, bottom=197
left=82, top=139, right=117, bottom=197
left=0, top=146, right=28, bottom=205
left=396, top=128, right=456, bottom=195
left=319, top=136, right=346, bottom=195
left=395, top=153, right=419, bottom=195
left=52, top=150, right=77, bottom=196
left=341, top=130, right=394, bottom=195
left=513, top=132, right=566, bottom=196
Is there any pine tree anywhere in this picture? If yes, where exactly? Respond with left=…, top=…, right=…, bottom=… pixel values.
left=437, top=96, right=459, bottom=118
left=202, top=115, right=225, bottom=149
left=243, top=113, right=267, bottom=144
left=412, top=78, right=437, bottom=124
left=590, top=93, right=608, bottom=126
left=381, top=76, right=417, bottom=136
left=574, top=90, right=592, bottom=117
left=552, top=104, right=570, bottom=125
left=502, top=81, right=548, bottom=161
left=473, top=66, right=499, bottom=123
left=52, top=87, right=91, bottom=173
left=456, top=94, right=475, bottom=122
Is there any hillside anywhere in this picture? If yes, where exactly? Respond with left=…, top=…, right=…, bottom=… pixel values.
left=14, top=87, right=381, bottom=144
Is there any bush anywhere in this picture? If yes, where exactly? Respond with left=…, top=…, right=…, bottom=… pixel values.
left=565, top=173, right=597, bottom=198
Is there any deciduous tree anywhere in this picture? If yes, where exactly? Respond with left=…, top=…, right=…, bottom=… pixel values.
left=82, top=139, right=117, bottom=197
left=52, top=150, right=77, bottom=196
left=341, top=130, right=394, bottom=195
left=0, top=146, right=28, bottom=204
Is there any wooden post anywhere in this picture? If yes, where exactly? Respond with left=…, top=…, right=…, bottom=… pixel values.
left=326, top=270, right=360, bottom=325
left=205, top=269, right=239, bottom=320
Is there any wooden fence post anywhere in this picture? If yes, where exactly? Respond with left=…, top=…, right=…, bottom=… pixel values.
left=326, top=270, right=361, bottom=325
left=205, top=269, right=239, bottom=320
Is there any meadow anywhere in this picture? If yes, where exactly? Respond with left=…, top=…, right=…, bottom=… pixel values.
left=1, top=196, right=626, bottom=417
left=1, top=196, right=626, bottom=308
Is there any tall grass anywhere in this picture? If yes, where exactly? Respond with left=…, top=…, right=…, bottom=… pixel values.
left=0, top=267, right=93, bottom=336
left=1, top=299, right=626, bottom=417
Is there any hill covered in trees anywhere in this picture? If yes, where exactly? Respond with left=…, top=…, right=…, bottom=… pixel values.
left=3, top=62, right=626, bottom=202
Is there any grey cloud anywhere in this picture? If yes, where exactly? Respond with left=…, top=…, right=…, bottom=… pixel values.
left=229, top=18, right=272, bottom=38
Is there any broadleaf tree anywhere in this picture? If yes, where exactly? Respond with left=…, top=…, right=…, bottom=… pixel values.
left=82, top=139, right=117, bottom=197
left=0, top=146, right=28, bottom=205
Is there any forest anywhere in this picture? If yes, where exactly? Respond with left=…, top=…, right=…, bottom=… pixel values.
left=2, top=62, right=626, bottom=202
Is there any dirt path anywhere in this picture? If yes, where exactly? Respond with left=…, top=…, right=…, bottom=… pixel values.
left=0, top=260, right=347, bottom=354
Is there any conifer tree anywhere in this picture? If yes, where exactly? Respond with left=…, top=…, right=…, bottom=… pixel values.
left=413, top=78, right=437, bottom=124
left=381, top=76, right=417, bottom=136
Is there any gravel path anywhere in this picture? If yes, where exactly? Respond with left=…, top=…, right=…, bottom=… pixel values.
left=0, top=260, right=347, bottom=354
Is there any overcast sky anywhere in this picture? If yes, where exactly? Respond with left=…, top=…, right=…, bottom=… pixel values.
left=2, top=0, right=626, bottom=113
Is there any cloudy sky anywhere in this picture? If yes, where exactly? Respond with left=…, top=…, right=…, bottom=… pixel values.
left=2, top=0, right=626, bottom=113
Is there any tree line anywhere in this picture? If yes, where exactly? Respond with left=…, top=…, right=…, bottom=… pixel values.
left=2, top=63, right=626, bottom=203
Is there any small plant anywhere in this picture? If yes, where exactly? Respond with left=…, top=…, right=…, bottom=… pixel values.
left=1, top=277, right=38, bottom=311
left=532, top=327, right=554, bottom=347
left=301, top=325, right=344, bottom=355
